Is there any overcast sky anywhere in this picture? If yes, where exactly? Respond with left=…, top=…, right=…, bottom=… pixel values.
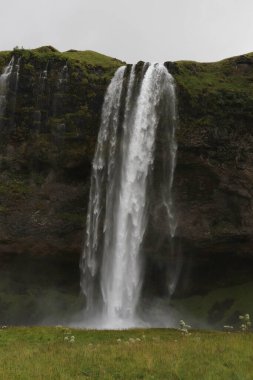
left=0, top=0, right=252, bottom=63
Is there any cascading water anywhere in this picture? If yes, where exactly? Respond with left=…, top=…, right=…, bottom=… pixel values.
left=34, top=62, right=49, bottom=130
left=0, top=56, right=20, bottom=123
left=0, top=57, right=15, bottom=118
left=12, top=57, right=21, bottom=115
left=53, top=62, right=69, bottom=119
left=80, top=62, right=177, bottom=328
left=58, top=62, right=68, bottom=86
left=40, top=62, right=48, bottom=91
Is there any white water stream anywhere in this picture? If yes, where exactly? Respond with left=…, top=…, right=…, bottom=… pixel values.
left=81, top=63, right=177, bottom=328
left=0, top=57, right=20, bottom=121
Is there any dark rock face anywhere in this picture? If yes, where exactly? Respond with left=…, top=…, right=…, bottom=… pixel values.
left=0, top=49, right=122, bottom=323
left=169, top=55, right=253, bottom=324
left=0, top=49, right=121, bottom=258
left=173, top=55, right=253, bottom=281
left=0, top=48, right=253, bottom=325
left=140, top=56, right=253, bottom=318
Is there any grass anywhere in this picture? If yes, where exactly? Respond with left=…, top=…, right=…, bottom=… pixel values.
left=173, top=52, right=253, bottom=147
left=174, top=55, right=253, bottom=95
left=62, top=50, right=123, bottom=68
left=0, top=327, right=253, bottom=379
left=0, top=47, right=123, bottom=70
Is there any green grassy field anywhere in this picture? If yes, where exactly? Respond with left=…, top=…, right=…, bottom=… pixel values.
left=0, top=327, right=252, bottom=379
left=62, top=50, right=123, bottom=68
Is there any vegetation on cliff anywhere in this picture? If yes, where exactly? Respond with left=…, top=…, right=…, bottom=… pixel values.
left=0, top=46, right=124, bottom=325
left=0, top=46, right=122, bottom=253
left=173, top=53, right=253, bottom=149
left=168, top=53, right=253, bottom=246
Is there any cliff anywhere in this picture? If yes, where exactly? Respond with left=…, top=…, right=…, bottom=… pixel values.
left=0, top=46, right=253, bottom=326
left=0, top=46, right=122, bottom=258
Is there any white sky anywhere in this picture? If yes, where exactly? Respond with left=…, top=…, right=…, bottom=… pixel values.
left=0, top=0, right=252, bottom=63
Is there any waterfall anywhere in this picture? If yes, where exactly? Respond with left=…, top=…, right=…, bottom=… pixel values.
left=80, top=63, right=177, bottom=328
left=53, top=62, right=69, bottom=120
left=34, top=62, right=49, bottom=131
left=12, top=57, right=21, bottom=115
left=0, top=56, right=20, bottom=123
left=0, top=57, right=14, bottom=118
left=58, top=62, right=68, bottom=87
left=39, top=62, right=48, bottom=91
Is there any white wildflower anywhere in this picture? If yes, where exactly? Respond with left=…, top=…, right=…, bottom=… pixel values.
left=179, top=320, right=191, bottom=335
left=224, top=325, right=234, bottom=330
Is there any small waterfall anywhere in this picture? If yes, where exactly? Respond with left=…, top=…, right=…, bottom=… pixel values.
left=53, top=62, right=69, bottom=118
left=0, top=56, right=20, bottom=123
left=33, top=62, right=49, bottom=131
left=39, top=62, right=48, bottom=91
left=12, top=57, right=21, bottom=115
left=81, top=63, right=177, bottom=328
left=58, top=62, right=68, bottom=87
